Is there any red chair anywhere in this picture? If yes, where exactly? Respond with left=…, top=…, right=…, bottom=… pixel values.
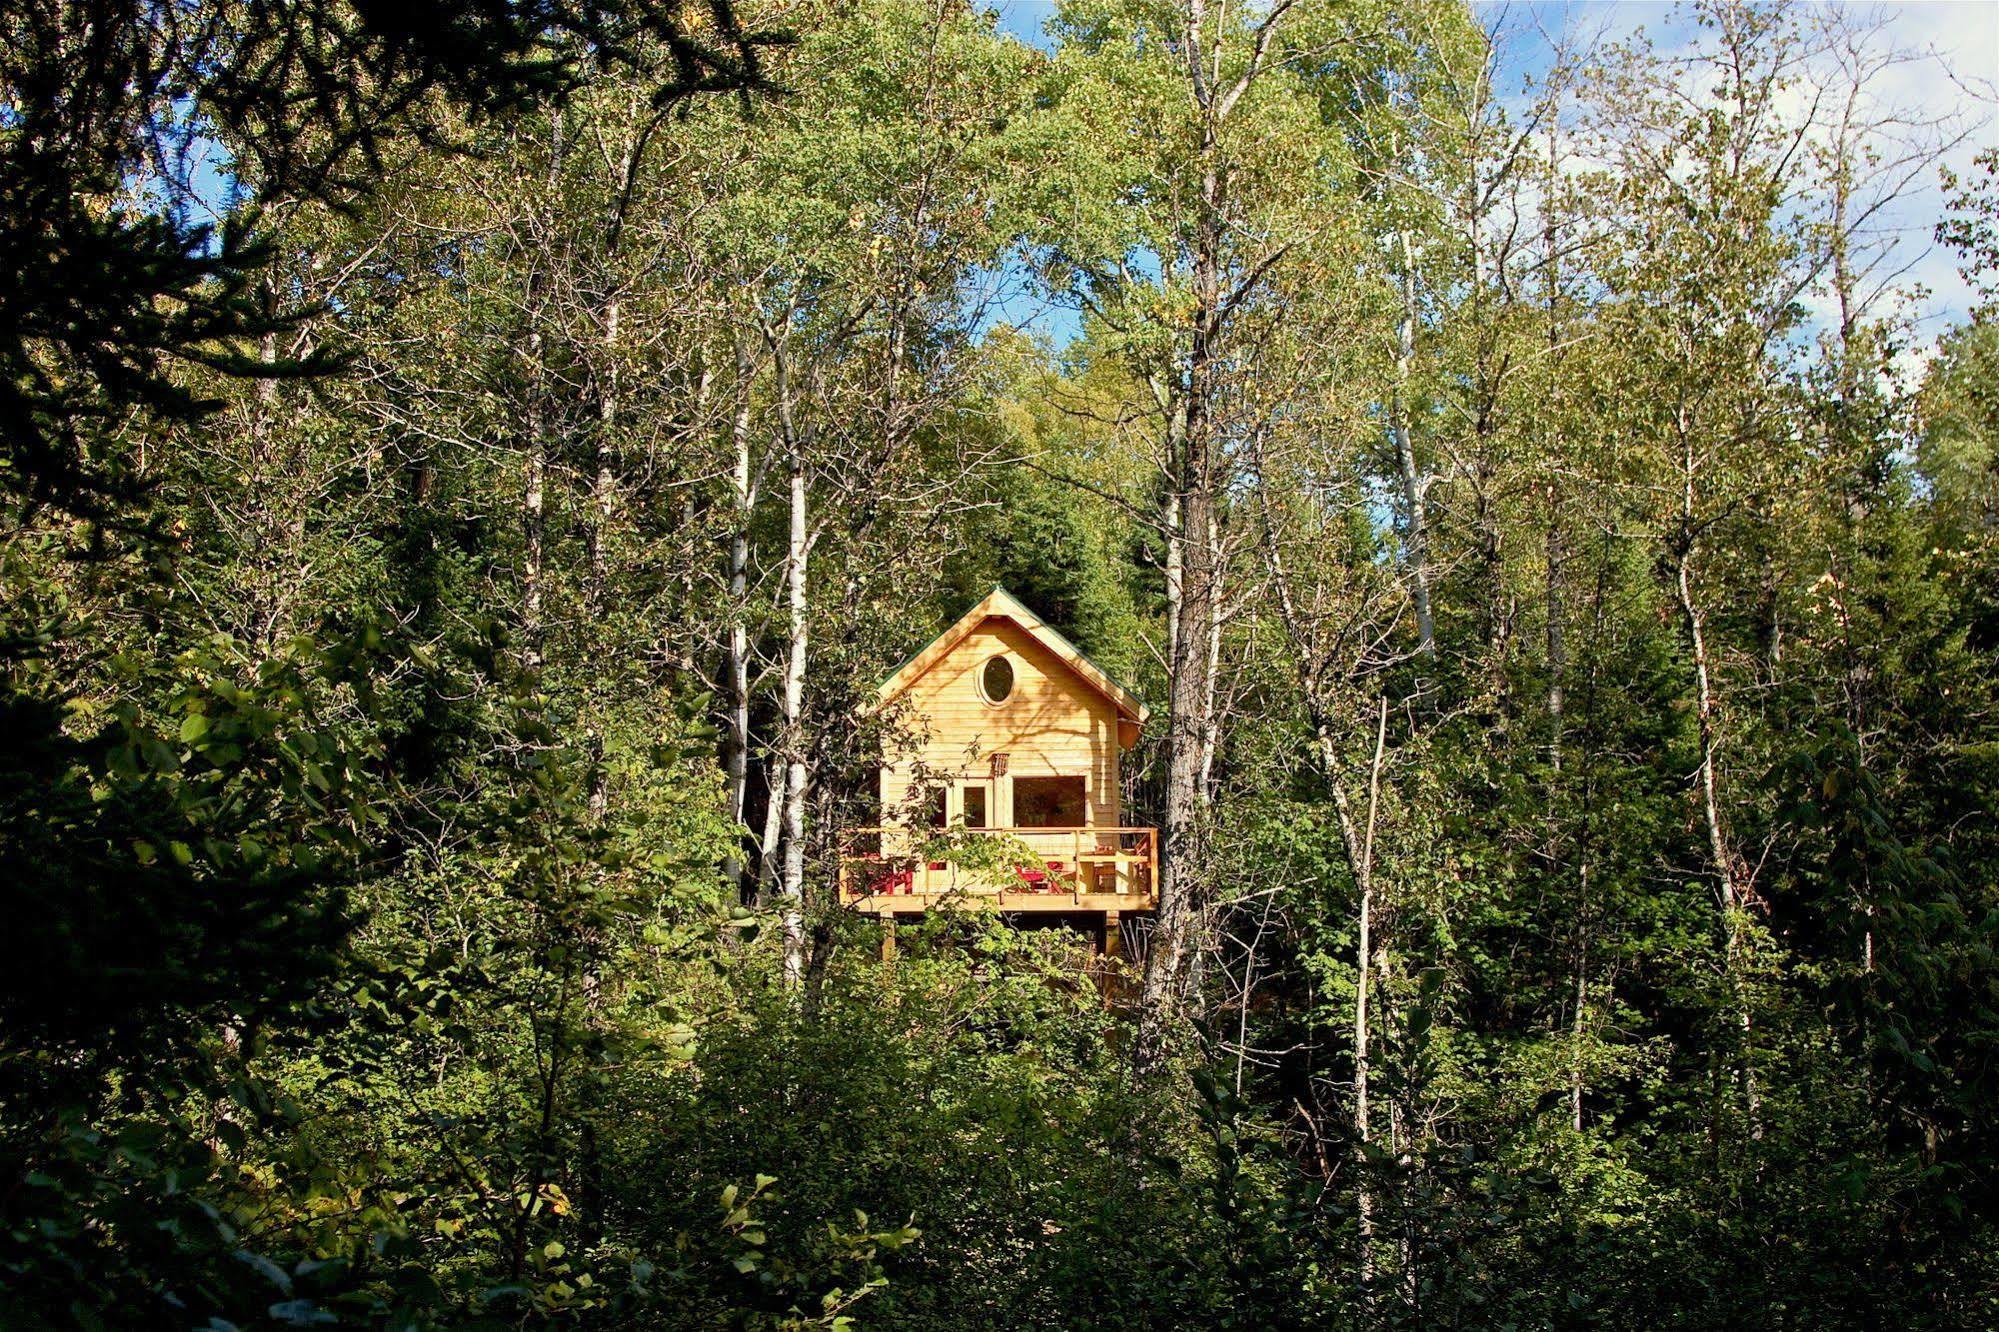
left=1014, top=863, right=1050, bottom=890
left=865, top=865, right=915, bottom=895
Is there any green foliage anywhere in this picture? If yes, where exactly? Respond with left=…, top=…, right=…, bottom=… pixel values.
left=7, top=1, right=1999, bottom=1328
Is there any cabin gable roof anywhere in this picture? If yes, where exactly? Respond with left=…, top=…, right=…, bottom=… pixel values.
left=879, top=588, right=1149, bottom=733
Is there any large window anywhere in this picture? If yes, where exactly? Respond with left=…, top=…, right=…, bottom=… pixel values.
left=1013, top=776, right=1086, bottom=828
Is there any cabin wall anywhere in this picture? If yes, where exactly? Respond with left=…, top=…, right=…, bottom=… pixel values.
left=880, top=619, right=1122, bottom=828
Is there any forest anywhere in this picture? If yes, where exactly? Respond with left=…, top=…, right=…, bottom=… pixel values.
left=3, top=0, right=1998, bottom=1326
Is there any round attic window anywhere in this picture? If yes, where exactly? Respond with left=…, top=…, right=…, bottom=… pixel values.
left=979, top=655, right=1015, bottom=704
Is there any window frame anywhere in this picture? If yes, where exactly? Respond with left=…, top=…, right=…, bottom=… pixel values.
left=960, top=781, right=989, bottom=829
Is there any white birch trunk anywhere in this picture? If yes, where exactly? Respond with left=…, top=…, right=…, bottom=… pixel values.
left=1392, top=231, right=1436, bottom=660
left=522, top=326, right=547, bottom=674
left=724, top=352, right=757, bottom=898
left=1674, top=402, right=1761, bottom=1135
left=777, top=455, right=810, bottom=987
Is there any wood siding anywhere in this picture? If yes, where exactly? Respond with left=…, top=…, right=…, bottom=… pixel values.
left=881, top=618, right=1122, bottom=828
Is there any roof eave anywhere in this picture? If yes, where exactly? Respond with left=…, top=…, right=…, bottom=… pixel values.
left=875, top=587, right=1149, bottom=730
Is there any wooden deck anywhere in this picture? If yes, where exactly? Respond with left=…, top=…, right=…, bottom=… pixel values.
left=838, top=825, right=1158, bottom=916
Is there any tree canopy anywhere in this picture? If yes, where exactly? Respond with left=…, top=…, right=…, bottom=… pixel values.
left=3, top=1, right=1996, bottom=1327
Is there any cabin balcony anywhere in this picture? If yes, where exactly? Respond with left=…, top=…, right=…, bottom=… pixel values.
left=838, top=825, right=1159, bottom=916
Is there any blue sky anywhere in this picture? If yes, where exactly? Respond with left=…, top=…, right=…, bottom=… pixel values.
left=1481, top=1, right=1998, bottom=358
left=993, top=1, right=1062, bottom=50
left=980, top=1, right=1999, bottom=360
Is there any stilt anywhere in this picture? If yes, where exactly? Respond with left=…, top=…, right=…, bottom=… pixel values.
left=1091, top=911, right=1124, bottom=1004
left=881, top=917, right=897, bottom=963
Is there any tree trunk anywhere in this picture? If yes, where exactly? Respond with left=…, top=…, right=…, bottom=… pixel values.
left=723, top=344, right=758, bottom=900
left=777, top=453, right=810, bottom=987
left=1162, top=486, right=1184, bottom=675
left=583, top=294, right=622, bottom=824
left=1570, top=861, right=1590, bottom=1133
left=1140, top=224, right=1219, bottom=1057
left=1136, top=0, right=1296, bottom=1058
left=756, top=337, right=813, bottom=987
left=1198, top=559, right=1224, bottom=801
left=1545, top=506, right=1566, bottom=762
left=1143, top=460, right=1213, bottom=1045
left=587, top=297, right=620, bottom=602
left=1344, top=716, right=1379, bottom=1296
left=1356, top=701, right=1390, bottom=1293
left=1673, top=407, right=1761, bottom=1135
left=518, top=118, right=564, bottom=675
left=1392, top=231, right=1436, bottom=660
left=1260, top=491, right=1395, bottom=1297
left=522, top=326, right=547, bottom=674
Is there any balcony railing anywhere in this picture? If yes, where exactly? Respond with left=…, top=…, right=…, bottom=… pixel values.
left=838, top=825, right=1159, bottom=911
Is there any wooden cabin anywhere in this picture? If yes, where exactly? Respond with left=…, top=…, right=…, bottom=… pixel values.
left=839, top=588, right=1156, bottom=954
